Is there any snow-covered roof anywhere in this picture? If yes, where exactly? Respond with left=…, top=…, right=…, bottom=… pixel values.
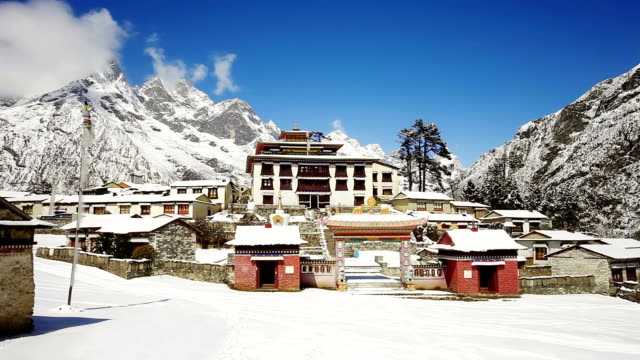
left=599, top=238, right=640, bottom=248
left=226, top=225, right=307, bottom=246
left=96, top=217, right=187, bottom=234
left=518, top=230, right=597, bottom=242
left=483, top=210, right=549, bottom=220
left=0, top=218, right=55, bottom=227
left=409, top=211, right=479, bottom=223
left=0, top=190, right=31, bottom=198
left=394, top=191, right=452, bottom=201
left=431, top=229, right=526, bottom=252
left=326, top=213, right=426, bottom=227
left=6, top=194, right=50, bottom=202
left=61, top=214, right=191, bottom=234
left=450, top=201, right=491, bottom=208
left=170, top=178, right=231, bottom=187
left=60, top=214, right=142, bottom=230
left=208, top=211, right=242, bottom=223
left=48, top=193, right=212, bottom=205
left=578, top=244, right=640, bottom=260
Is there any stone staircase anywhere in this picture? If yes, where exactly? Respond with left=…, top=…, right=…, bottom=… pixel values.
left=298, top=217, right=330, bottom=257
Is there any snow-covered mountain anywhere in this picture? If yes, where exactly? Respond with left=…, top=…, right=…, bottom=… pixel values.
left=462, top=64, right=640, bottom=236
left=0, top=62, right=279, bottom=191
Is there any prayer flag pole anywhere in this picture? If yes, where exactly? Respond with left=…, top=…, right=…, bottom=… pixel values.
left=67, top=101, right=94, bottom=306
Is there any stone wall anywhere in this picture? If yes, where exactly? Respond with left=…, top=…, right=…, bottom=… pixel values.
left=150, top=223, right=196, bottom=261
left=349, top=241, right=401, bottom=252
left=36, top=247, right=231, bottom=283
left=548, top=247, right=611, bottom=294
left=519, top=275, right=596, bottom=294
left=0, top=246, right=35, bottom=336
left=519, top=265, right=552, bottom=277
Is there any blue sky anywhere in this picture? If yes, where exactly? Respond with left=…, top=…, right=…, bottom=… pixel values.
left=66, top=0, right=640, bottom=166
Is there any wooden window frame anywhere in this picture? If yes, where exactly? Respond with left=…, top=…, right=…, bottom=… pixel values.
left=119, top=205, right=131, bottom=214
left=164, top=204, right=175, bottom=214
left=178, top=204, right=190, bottom=215
left=141, top=205, right=151, bottom=215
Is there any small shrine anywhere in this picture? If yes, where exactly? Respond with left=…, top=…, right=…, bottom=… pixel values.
left=227, top=194, right=306, bottom=291
left=431, top=229, right=524, bottom=295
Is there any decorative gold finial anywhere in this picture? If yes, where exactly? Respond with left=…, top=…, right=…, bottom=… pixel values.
left=293, top=122, right=300, bottom=131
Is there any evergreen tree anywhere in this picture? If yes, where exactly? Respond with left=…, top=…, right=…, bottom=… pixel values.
left=397, top=127, right=416, bottom=190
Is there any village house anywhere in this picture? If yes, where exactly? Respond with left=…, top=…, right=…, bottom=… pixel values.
left=41, top=193, right=218, bottom=219
left=480, top=209, right=552, bottom=237
left=5, top=194, right=50, bottom=217
left=515, top=230, right=602, bottom=265
left=391, top=191, right=453, bottom=213
left=450, top=200, right=491, bottom=218
left=0, top=197, right=53, bottom=336
left=409, top=211, right=480, bottom=230
left=546, top=239, right=640, bottom=294
left=246, top=125, right=400, bottom=208
left=62, top=214, right=198, bottom=260
left=431, top=229, right=525, bottom=295
left=169, top=178, right=234, bottom=210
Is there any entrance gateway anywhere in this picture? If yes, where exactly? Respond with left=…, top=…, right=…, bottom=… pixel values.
left=258, top=261, right=277, bottom=288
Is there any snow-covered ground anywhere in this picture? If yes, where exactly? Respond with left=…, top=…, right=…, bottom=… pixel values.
left=195, top=248, right=233, bottom=264
left=2, top=257, right=640, bottom=359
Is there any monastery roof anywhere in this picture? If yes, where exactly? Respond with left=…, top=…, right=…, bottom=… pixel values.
left=0, top=218, right=55, bottom=227
left=170, top=178, right=231, bottom=187
left=226, top=225, right=307, bottom=246
left=6, top=194, right=51, bottom=202
left=61, top=214, right=192, bottom=234
left=393, top=191, right=452, bottom=201
left=450, top=201, right=491, bottom=208
left=432, top=229, right=526, bottom=252
left=482, top=209, right=549, bottom=220
left=0, top=190, right=31, bottom=198
left=326, top=213, right=426, bottom=228
left=599, top=238, right=640, bottom=248
left=246, top=154, right=399, bottom=172
left=518, top=230, right=597, bottom=242
left=61, top=214, right=142, bottom=230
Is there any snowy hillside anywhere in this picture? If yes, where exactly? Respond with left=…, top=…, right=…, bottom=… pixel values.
left=0, top=62, right=279, bottom=190
left=462, top=64, right=640, bottom=236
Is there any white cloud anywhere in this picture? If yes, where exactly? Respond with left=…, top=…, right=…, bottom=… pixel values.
left=332, top=119, right=345, bottom=132
left=146, top=32, right=159, bottom=44
left=0, top=0, right=127, bottom=98
left=213, top=54, right=239, bottom=95
left=145, top=48, right=209, bottom=89
left=190, top=64, right=208, bottom=83
left=144, top=47, right=187, bottom=90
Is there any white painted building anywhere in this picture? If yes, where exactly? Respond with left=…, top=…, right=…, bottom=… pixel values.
left=246, top=126, right=399, bottom=208
left=169, top=178, right=234, bottom=209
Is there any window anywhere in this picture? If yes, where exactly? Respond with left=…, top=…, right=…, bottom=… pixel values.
left=382, top=188, right=393, bottom=195
left=335, top=180, right=348, bottom=191
left=141, top=205, right=151, bottom=215
left=93, top=207, right=105, bottom=215
left=208, top=188, right=218, bottom=199
left=22, top=205, right=33, bottom=215
left=434, top=202, right=444, bottom=211
left=612, top=268, right=624, bottom=283
left=335, top=165, right=347, bottom=177
left=373, top=187, right=378, bottom=196
left=263, top=195, right=274, bottom=205
left=535, top=247, right=547, bottom=260
left=261, top=178, right=273, bottom=190
left=626, top=267, right=637, bottom=282
left=261, top=163, right=274, bottom=175
left=192, top=188, right=202, bottom=194
left=354, top=196, right=364, bottom=206
left=417, top=201, right=427, bottom=211
left=382, top=172, right=392, bottom=182
left=164, top=204, right=175, bottom=214
left=279, top=164, right=292, bottom=177
left=354, top=165, right=366, bottom=178
left=372, top=172, right=378, bottom=182
left=119, top=205, right=130, bottom=214
left=177, top=188, right=187, bottom=194
left=280, top=178, right=292, bottom=190
left=354, top=179, right=365, bottom=190
left=178, top=204, right=189, bottom=215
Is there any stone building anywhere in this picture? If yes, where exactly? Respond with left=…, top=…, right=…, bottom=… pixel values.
left=450, top=201, right=491, bottom=219
left=515, top=230, right=602, bottom=265
left=546, top=240, right=640, bottom=294
left=391, top=191, right=453, bottom=213
left=0, top=197, right=52, bottom=336
left=480, top=209, right=552, bottom=237
left=62, top=215, right=198, bottom=260
left=431, top=229, right=525, bottom=295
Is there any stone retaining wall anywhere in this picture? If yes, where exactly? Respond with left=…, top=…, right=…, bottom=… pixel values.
left=36, top=247, right=231, bottom=283
left=519, top=265, right=552, bottom=277
left=519, top=275, right=596, bottom=294
left=0, top=246, right=35, bottom=336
